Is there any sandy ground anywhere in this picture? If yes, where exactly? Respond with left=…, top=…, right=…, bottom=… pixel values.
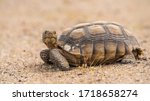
left=0, top=0, right=150, bottom=84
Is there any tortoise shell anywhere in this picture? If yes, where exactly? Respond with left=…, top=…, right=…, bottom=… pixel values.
left=58, top=21, right=139, bottom=65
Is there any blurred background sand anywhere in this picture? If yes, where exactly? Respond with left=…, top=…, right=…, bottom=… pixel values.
left=0, top=0, right=150, bottom=83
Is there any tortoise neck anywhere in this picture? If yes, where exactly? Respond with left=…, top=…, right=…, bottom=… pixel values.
left=58, top=46, right=82, bottom=67
left=47, top=44, right=58, bottom=50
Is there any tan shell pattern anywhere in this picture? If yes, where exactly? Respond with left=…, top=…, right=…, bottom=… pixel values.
left=59, top=22, right=139, bottom=64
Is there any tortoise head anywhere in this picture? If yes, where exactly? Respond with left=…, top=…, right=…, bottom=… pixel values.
left=42, top=30, right=57, bottom=49
left=132, top=47, right=144, bottom=60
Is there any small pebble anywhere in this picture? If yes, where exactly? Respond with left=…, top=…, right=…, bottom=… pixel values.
left=18, top=80, right=22, bottom=82
left=77, top=73, right=83, bottom=76
left=96, top=79, right=101, bottom=82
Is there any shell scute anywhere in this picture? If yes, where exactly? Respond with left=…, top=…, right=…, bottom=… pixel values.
left=107, top=24, right=122, bottom=35
left=58, top=22, right=139, bottom=65
left=88, top=25, right=105, bottom=35
left=70, top=28, right=85, bottom=40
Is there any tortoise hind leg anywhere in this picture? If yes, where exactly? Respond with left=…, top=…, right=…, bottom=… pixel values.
left=120, top=43, right=136, bottom=64
left=49, top=49, right=70, bottom=71
left=120, top=54, right=135, bottom=64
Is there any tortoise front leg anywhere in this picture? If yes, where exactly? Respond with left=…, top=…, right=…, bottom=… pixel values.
left=49, top=49, right=70, bottom=71
left=40, top=49, right=53, bottom=64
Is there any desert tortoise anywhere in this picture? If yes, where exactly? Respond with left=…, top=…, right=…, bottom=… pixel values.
left=40, top=21, right=143, bottom=71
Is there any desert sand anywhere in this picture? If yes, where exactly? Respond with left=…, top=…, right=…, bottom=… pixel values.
left=0, top=0, right=150, bottom=83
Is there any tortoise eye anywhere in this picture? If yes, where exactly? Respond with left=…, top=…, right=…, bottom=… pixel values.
left=44, top=30, right=50, bottom=34
left=52, top=31, right=56, bottom=34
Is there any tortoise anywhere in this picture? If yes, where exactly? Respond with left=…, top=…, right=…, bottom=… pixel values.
left=40, top=21, right=143, bottom=71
